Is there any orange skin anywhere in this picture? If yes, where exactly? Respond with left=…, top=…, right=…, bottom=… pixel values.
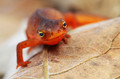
left=64, top=12, right=107, bottom=29
left=16, top=8, right=106, bottom=68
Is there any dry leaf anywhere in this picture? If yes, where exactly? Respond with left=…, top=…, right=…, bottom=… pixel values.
left=10, top=17, right=120, bottom=79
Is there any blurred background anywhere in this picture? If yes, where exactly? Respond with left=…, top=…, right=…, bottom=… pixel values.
left=0, top=0, right=120, bottom=79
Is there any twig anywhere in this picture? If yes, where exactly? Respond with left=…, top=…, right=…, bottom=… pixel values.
left=43, top=47, right=49, bottom=79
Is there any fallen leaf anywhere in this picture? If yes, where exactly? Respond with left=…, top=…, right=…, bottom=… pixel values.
left=10, top=17, right=120, bottom=79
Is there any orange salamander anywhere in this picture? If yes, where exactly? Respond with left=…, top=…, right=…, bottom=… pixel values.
left=16, top=8, right=106, bottom=68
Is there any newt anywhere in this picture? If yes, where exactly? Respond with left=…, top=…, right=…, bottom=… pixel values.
left=16, top=8, right=106, bottom=68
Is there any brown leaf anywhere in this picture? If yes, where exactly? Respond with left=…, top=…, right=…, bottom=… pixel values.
left=10, top=17, right=120, bottom=79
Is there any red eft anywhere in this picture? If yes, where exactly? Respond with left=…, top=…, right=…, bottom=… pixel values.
left=16, top=8, right=106, bottom=68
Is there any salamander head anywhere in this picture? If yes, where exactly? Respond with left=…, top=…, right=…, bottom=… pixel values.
left=36, top=19, right=67, bottom=45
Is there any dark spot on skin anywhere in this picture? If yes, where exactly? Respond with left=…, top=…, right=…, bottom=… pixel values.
left=57, top=29, right=61, bottom=33
left=45, top=23, right=49, bottom=27
left=34, top=23, right=36, bottom=26
left=24, top=43, right=26, bottom=46
left=51, top=32, right=53, bottom=35
left=51, top=20, right=54, bottom=24
left=55, top=21, right=59, bottom=25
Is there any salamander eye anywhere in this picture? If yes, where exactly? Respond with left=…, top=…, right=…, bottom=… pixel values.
left=38, top=31, right=45, bottom=37
left=63, top=21, right=67, bottom=28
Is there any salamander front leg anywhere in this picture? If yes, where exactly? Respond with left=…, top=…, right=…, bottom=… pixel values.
left=16, top=39, right=41, bottom=68
left=63, top=34, right=71, bottom=44
left=16, top=41, right=31, bottom=68
left=65, top=34, right=71, bottom=38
